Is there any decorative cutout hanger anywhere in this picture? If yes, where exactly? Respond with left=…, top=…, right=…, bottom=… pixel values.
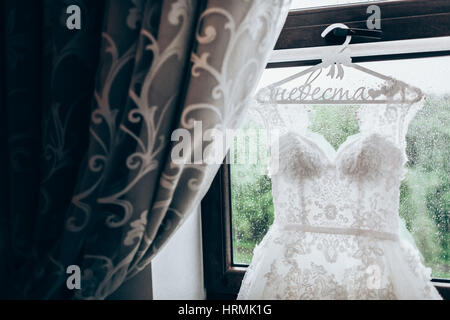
left=257, top=23, right=423, bottom=105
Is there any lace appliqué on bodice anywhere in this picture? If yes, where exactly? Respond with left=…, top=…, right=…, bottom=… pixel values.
left=238, top=97, right=442, bottom=300
left=271, top=131, right=404, bottom=234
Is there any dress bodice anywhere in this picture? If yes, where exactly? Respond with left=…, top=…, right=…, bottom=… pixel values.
left=239, top=126, right=442, bottom=300
left=238, top=73, right=442, bottom=300
left=270, top=131, right=406, bottom=235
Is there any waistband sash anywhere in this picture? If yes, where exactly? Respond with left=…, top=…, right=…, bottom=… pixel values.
left=279, top=223, right=398, bottom=241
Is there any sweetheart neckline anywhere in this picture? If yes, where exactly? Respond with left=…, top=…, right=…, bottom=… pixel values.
left=281, top=131, right=402, bottom=165
left=304, top=131, right=362, bottom=163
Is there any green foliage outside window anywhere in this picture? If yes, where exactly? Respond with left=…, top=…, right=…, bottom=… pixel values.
left=231, top=96, right=450, bottom=278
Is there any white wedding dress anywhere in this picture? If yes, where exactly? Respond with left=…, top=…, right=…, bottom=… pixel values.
left=237, top=101, right=442, bottom=300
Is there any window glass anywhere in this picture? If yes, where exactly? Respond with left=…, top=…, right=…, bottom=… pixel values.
left=230, top=56, right=450, bottom=278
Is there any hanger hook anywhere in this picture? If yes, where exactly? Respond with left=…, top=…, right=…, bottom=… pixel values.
left=321, top=23, right=351, bottom=53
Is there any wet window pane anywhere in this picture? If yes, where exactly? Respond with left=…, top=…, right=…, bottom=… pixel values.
left=230, top=56, right=450, bottom=278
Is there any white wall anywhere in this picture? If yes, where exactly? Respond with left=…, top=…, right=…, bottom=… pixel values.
left=151, top=206, right=206, bottom=300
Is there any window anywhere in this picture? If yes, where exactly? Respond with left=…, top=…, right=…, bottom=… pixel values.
left=202, top=0, right=450, bottom=299
left=231, top=57, right=450, bottom=278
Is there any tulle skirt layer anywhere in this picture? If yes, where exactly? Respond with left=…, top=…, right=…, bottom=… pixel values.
left=237, top=224, right=442, bottom=300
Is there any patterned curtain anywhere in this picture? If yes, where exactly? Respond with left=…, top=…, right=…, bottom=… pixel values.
left=0, top=0, right=290, bottom=299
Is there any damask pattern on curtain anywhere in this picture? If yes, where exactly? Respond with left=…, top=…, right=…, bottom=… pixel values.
left=0, top=0, right=290, bottom=299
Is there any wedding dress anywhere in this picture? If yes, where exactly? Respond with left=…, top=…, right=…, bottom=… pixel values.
left=237, top=96, right=443, bottom=299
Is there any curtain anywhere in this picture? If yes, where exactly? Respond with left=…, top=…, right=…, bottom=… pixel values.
left=1, top=0, right=290, bottom=299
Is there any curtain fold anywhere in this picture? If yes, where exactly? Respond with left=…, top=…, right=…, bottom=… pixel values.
left=1, top=0, right=291, bottom=299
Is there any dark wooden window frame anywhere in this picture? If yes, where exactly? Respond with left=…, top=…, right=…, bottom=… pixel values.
left=201, top=0, right=450, bottom=300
